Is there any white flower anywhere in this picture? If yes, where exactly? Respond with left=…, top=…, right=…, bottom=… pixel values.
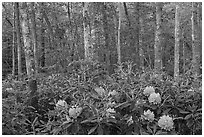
left=56, top=100, right=68, bottom=108
left=148, top=92, right=161, bottom=104
left=143, top=86, right=155, bottom=96
left=106, top=108, right=115, bottom=113
left=108, top=90, right=118, bottom=97
left=95, top=87, right=106, bottom=96
left=158, top=115, right=174, bottom=131
left=106, top=108, right=115, bottom=118
left=107, top=101, right=116, bottom=107
left=69, top=106, right=82, bottom=118
left=142, top=109, right=154, bottom=122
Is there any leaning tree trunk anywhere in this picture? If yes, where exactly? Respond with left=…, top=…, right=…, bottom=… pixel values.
left=30, top=2, right=38, bottom=75
left=20, top=2, right=35, bottom=78
left=191, top=2, right=201, bottom=79
left=154, top=3, right=163, bottom=72
left=117, top=2, right=122, bottom=65
left=83, top=2, right=93, bottom=60
left=12, top=2, right=15, bottom=76
left=14, top=2, right=22, bottom=80
left=174, top=4, right=180, bottom=82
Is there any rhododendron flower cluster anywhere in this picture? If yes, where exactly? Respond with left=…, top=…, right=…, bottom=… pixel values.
left=106, top=108, right=115, bottom=118
left=108, top=90, right=118, bottom=97
left=69, top=106, right=82, bottom=119
left=158, top=115, right=174, bottom=131
left=143, top=86, right=155, bottom=96
left=142, top=109, right=155, bottom=122
left=148, top=93, right=161, bottom=104
left=95, top=87, right=106, bottom=96
left=56, top=100, right=68, bottom=109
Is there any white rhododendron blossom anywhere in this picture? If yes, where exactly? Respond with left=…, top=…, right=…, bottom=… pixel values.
left=56, top=100, right=68, bottom=108
left=106, top=108, right=115, bottom=118
left=143, top=86, right=155, bottom=96
left=148, top=92, right=161, bottom=104
left=69, top=106, right=82, bottom=119
left=142, top=109, right=154, bottom=122
left=95, top=87, right=106, bottom=96
left=108, top=90, right=118, bottom=96
left=107, top=101, right=116, bottom=107
left=158, top=115, right=174, bottom=131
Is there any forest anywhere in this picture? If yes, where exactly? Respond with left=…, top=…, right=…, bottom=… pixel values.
left=2, top=2, right=202, bottom=135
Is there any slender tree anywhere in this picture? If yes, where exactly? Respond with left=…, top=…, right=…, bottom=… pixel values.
left=174, top=4, right=180, bottom=82
left=40, top=2, right=55, bottom=49
left=20, top=2, right=35, bottom=78
left=83, top=2, right=93, bottom=60
left=191, top=2, right=201, bottom=79
left=139, top=16, right=145, bottom=70
left=30, top=2, right=38, bottom=75
left=39, top=4, right=45, bottom=68
left=154, top=2, right=163, bottom=72
left=14, top=2, right=22, bottom=79
left=12, top=2, right=15, bottom=76
left=134, top=2, right=140, bottom=69
left=117, top=2, right=122, bottom=64
left=101, top=3, right=110, bottom=72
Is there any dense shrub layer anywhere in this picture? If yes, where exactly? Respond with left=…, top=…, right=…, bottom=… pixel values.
left=2, top=61, right=202, bottom=135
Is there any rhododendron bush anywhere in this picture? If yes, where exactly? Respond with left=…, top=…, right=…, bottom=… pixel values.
left=2, top=62, right=202, bottom=135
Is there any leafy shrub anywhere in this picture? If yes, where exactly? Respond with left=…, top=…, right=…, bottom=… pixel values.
left=2, top=61, right=202, bottom=135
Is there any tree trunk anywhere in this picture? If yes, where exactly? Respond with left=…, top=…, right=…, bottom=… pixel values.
left=154, top=3, right=163, bottom=72
left=102, top=3, right=110, bottom=73
left=30, top=2, right=38, bottom=75
left=134, top=2, right=140, bottom=69
left=39, top=5, right=45, bottom=68
left=139, top=16, right=145, bottom=71
left=40, top=2, right=55, bottom=49
left=182, top=29, right=186, bottom=74
left=174, top=4, right=180, bottom=82
left=12, top=3, right=15, bottom=76
left=20, top=2, right=35, bottom=78
left=14, top=2, right=22, bottom=79
left=83, top=2, right=93, bottom=60
left=197, top=2, right=202, bottom=61
left=191, top=2, right=201, bottom=79
left=117, top=2, right=122, bottom=64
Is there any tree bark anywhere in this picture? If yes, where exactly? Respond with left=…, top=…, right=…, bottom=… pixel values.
left=191, top=2, right=201, bottom=79
left=174, top=4, right=180, bottom=82
left=40, top=2, right=55, bottom=49
left=117, top=2, right=122, bottom=64
left=154, top=3, right=163, bottom=72
left=12, top=3, right=15, bottom=76
left=102, top=3, right=110, bottom=73
left=139, top=16, right=145, bottom=71
left=30, top=2, right=38, bottom=75
left=20, top=2, right=35, bottom=78
left=14, top=2, right=22, bottom=79
left=83, top=2, right=93, bottom=60
left=39, top=4, right=46, bottom=68
left=134, top=2, right=140, bottom=69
